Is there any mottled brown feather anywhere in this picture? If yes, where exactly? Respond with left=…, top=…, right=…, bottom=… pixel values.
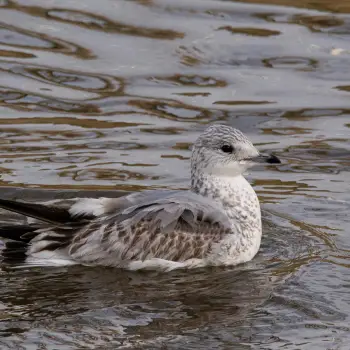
left=61, top=215, right=229, bottom=265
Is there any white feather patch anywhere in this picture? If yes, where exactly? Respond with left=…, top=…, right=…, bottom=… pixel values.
left=28, top=249, right=77, bottom=266
left=69, top=198, right=108, bottom=217
left=126, top=258, right=207, bottom=271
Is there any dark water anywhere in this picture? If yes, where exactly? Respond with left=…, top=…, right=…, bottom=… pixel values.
left=0, top=0, right=350, bottom=349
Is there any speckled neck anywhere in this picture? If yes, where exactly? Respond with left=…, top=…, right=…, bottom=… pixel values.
left=191, top=170, right=262, bottom=237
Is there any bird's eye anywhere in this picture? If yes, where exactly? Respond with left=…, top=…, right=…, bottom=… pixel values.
left=221, top=145, right=234, bottom=153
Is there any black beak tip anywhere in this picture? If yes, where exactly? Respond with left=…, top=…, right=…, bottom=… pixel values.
left=266, top=154, right=281, bottom=164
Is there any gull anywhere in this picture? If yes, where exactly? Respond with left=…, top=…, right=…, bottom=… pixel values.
left=0, top=125, right=280, bottom=270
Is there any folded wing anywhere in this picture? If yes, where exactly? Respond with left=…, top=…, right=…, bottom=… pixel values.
left=69, top=191, right=231, bottom=265
left=0, top=191, right=232, bottom=266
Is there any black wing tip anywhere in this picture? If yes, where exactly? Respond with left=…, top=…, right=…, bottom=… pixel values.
left=0, top=225, right=38, bottom=242
left=0, top=240, right=28, bottom=263
left=0, top=198, right=77, bottom=225
left=266, top=154, right=281, bottom=164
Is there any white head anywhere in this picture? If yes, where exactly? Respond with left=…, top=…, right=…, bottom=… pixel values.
left=191, top=124, right=280, bottom=179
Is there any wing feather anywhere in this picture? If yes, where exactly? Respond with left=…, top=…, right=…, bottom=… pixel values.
left=1, top=190, right=232, bottom=267
left=67, top=191, right=231, bottom=266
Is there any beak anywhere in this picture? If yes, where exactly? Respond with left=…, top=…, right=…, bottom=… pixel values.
left=249, top=154, right=281, bottom=164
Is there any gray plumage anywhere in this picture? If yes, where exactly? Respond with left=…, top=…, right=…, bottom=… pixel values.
left=0, top=124, right=280, bottom=270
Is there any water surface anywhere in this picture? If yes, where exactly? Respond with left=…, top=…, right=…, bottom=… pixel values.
left=0, top=0, right=350, bottom=349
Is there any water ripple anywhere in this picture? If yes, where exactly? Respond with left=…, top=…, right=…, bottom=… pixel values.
left=0, top=0, right=349, bottom=348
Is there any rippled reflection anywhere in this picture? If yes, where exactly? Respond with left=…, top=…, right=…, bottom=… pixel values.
left=0, top=0, right=349, bottom=348
left=0, top=23, right=95, bottom=59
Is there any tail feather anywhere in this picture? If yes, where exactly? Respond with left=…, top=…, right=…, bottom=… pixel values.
left=0, top=198, right=86, bottom=264
left=0, top=239, right=28, bottom=263
left=0, top=197, right=100, bottom=265
left=0, top=225, right=39, bottom=242
left=0, top=198, right=88, bottom=225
